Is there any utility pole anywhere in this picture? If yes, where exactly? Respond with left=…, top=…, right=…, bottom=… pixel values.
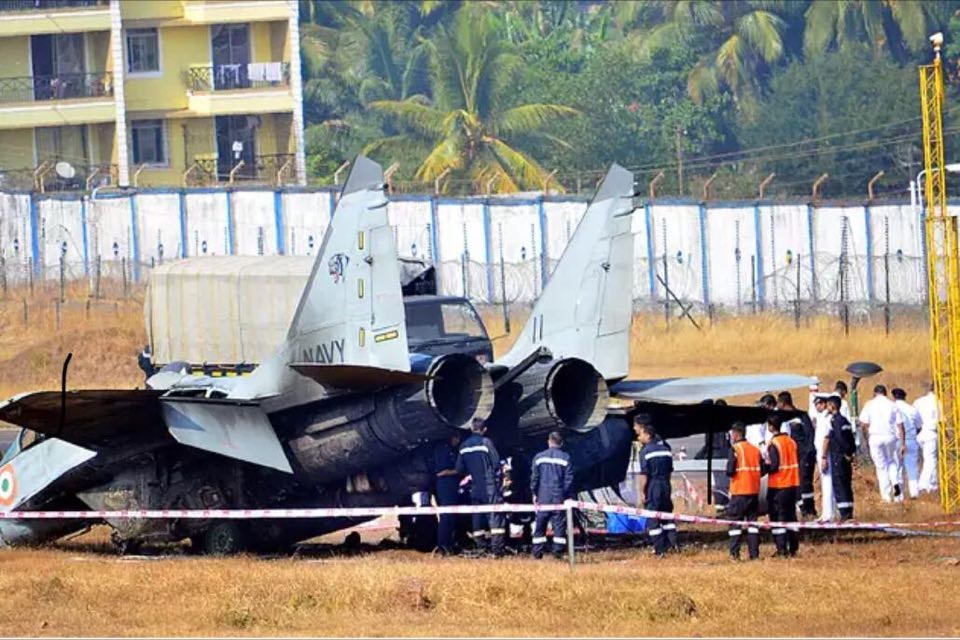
left=675, top=126, right=684, bottom=196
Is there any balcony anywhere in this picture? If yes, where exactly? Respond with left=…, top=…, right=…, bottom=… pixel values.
left=182, top=1, right=290, bottom=25
left=186, top=63, right=290, bottom=92
left=0, top=1, right=106, bottom=10
left=0, top=72, right=114, bottom=128
left=0, top=0, right=109, bottom=37
left=185, top=63, right=293, bottom=116
left=186, top=154, right=295, bottom=186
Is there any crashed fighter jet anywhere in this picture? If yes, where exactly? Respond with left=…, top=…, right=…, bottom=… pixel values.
left=0, top=157, right=814, bottom=553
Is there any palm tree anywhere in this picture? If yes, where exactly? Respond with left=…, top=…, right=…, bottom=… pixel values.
left=619, top=1, right=793, bottom=118
left=803, top=0, right=952, bottom=59
left=365, top=7, right=579, bottom=193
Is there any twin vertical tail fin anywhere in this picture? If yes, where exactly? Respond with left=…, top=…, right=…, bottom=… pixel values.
left=230, top=156, right=410, bottom=399
left=500, top=164, right=636, bottom=380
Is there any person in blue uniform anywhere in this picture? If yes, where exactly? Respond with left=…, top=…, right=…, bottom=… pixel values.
left=530, top=431, right=574, bottom=559
left=825, top=395, right=857, bottom=521
left=455, top=419, right=506, bottom=556
left=635, top=414, right=678, bottom=556
left=432, top=433, right=463, bottom=556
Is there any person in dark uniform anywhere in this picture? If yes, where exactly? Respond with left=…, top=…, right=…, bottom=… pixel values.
left=825, top=395, right=857, bottom=521
left=694, top=399, right=733, bottom=516
left=530, top=431, right=574, bottom=559
left=634, top=414, right=678, bottom=556
left=432, top=433, right=462, bottom=555
left=765, top=414, right=800, bottom=557
left=503, top=454, right=534, bottom=550
left=778, top=391, right=817, bottom=518
left=725, top=421, right=763, bottom=561
left=455, top=420, right=506, bottom=556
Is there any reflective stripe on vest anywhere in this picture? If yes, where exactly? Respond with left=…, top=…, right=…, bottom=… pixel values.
left=769, top=434, right=800, bottom=489
left=730, top=440, right=762, bottom=496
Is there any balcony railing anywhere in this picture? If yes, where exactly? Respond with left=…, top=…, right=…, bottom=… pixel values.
left=0, top=0, right=107, bottom=11
left=0, top=72, right=112, bottom=104
left=185, top=63, right=291, bottom=92
left=187, top=154, right=295, bottom=186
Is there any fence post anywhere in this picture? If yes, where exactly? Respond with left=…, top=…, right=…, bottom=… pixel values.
left=884, top=216, right=891, bottom=335
left=794, top=256, right=801, bottom=329
left=565, top=501, right=576, bottom=570
left=129, top=195, right=141, bottom=283
left=1, top=256, right=6, bottom=300
left=662, top=218, right=669, bottom=328
left=21, top=298, right=26, bottom=326
left=273, top=189, right=285, bottom=255
left=537, top=197, right=549, bottom=289
left=28, top=257, right=33, bottom=298
left=498, top=223, right=510, bottom=334
left=840, top=216, right=850, bottom=336
left=122, top=256, right=128, bottom=298
left=59, top=254, right=65, bottom=304
left=750, top=255, right=757, bottom=314
left=94, top=254, right=101, bottom=299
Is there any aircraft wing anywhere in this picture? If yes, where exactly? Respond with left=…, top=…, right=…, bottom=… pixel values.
left=620, top=401, right=806, bottom=441
left=0, top=390, right=167, bottom=448
left=610, top=374, right=817, bottom=403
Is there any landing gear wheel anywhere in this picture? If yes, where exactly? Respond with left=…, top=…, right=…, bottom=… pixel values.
left=194, top=522, right=246, bottom=556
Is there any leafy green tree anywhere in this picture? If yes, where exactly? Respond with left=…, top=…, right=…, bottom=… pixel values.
left=517, top=42, right=733, bottom=195
left=366, top=7, right=579, bottom=193
left=738, top=45, right=923, bottom=198
left=803, top=0, right=954, bottom=61
left=617, top=0, right=798, bottom=118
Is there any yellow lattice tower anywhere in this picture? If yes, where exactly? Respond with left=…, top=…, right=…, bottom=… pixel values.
left=920, top=34, right=960, bottom=512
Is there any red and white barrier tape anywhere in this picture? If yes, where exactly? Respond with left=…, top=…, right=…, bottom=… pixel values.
left=576, top=501, right=960, bottom=531
left=2, top=500, right=958, bottom=532
left=0, top=503, right=568, bottom=521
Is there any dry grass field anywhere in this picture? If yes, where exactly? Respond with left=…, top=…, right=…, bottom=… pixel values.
left=0, top=285, right=955, bottom=636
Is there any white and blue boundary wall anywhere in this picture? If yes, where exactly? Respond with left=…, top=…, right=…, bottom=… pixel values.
left=0, top=187, right=939, bottom=308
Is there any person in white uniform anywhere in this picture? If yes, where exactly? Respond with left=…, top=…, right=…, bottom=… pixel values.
left=834, top=380, right=852, bottom=421
left=745, top=394, right=778, bottom=453
left=892, top=388, right=922, bottom=499
left=858, top=385, right=905, bottom=503
left=810, top=394, right=836, bottom=521
left=913, top=384, right=940, bottom=494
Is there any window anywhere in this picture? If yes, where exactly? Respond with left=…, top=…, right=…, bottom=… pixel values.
left=126, top=28, right=159, bottom=74
left=131, top=119, right=166, bottom=165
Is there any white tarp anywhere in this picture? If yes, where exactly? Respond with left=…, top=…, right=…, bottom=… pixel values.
left=148, top=256, right=312, bottom=364
left=282, top=191, right=331, bottom=256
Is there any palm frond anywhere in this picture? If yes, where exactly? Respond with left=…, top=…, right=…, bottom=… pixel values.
left=495, top=104, right=581, bottom=138
left=414, top=138, right=465, bottom=184
left=803, top=0, right=839, bottom=55
left=687, top=58, right=720, bottom=104
left=485, top=137, right=553, bottom=192
left=737, top=10, right=786, bottom=63
left=367, top=100, right=447, bottom=138
left=888, top=0, right=929, bottom=53
left=715, top=34, right=745, bottom=92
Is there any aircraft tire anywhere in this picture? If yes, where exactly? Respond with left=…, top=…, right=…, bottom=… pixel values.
left=195, top=522, right=246, bottom=556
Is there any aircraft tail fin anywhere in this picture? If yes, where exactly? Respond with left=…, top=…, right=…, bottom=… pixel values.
left=231, top=156, right=409, bottom=399
left=500, top=164, right=636, bottom=380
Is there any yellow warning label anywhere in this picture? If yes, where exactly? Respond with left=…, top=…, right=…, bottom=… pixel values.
left=374, top=330, right=399, bottom=343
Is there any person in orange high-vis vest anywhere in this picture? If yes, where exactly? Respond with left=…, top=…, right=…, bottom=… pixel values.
left=725, top=422, right=764, bottom=560
left=765, top=414, right=800, bottom=557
